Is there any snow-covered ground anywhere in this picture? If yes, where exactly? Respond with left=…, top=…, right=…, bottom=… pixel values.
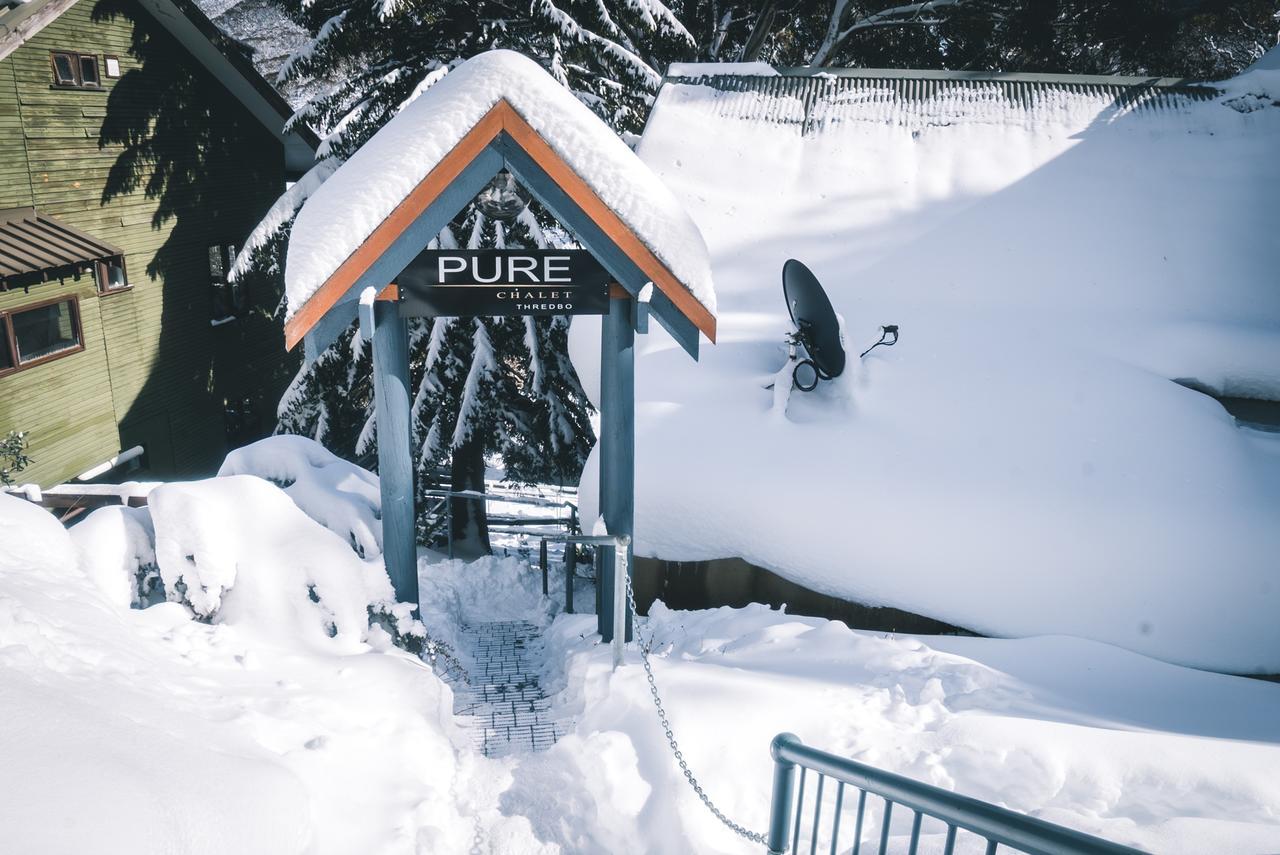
left=4, top=444, right=1280, bottom=853
left=571, top=66, right=1280, bottom=674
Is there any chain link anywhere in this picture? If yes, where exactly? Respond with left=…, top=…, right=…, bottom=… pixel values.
left=622, top=572, right=768, bottom=846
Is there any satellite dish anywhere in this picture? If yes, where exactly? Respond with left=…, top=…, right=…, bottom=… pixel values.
left=782, top=259, right=846, bottom=382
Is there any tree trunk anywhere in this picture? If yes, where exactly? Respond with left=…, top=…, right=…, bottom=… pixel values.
left=450, top=438, right=491, bottom=556
left=739, top=0, right=780, bottom=61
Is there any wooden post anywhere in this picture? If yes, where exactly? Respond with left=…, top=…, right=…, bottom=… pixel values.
left=371, top=300, right=419, bottom=609
left=598, top=294, right=634, bottom=643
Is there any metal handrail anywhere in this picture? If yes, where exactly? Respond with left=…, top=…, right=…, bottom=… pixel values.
left=766, top=733, right=1146, bottom=855
left=420, top=488, right=578, bottom=559
left=420, top=488, right=576, bottom=510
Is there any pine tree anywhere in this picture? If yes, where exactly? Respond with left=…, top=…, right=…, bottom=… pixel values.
left=238, top=0, right=692, bottom=553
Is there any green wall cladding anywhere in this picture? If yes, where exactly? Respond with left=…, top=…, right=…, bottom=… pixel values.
left=0, top=0, right=298, bottom=487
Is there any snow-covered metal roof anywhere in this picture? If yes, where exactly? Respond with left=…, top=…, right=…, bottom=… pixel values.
left=657, top=64, right=1219, bottom=136
left=577, top=61, right=1280, bottom=673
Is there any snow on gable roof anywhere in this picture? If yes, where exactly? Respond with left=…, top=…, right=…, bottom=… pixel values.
left=566, top=63, right=1280, bottom=673
left=284, top=50, right=715, bottom=350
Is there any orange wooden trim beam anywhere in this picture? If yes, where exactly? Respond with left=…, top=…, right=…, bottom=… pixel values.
left=283, top=107, right=505, bottom=351
left=495, top=102, right=716, bottom=343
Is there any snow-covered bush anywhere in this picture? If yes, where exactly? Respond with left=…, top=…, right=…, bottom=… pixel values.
left=0, top=430, right=30, bottom=486
left=0, top=493, right=468, bottom=853
left=147, top=475, right=417, bottom=649
left=63, top=465, right=425, bottom=653
left=70, top=505, right=160, bottom=609
left=219, top=434, right=382, bottom=559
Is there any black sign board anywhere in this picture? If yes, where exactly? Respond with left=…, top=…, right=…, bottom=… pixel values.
left=398, top=249, right=611, bottom=317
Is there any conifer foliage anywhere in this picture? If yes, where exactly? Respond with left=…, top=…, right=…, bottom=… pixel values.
left=250, top=0, right=692, bottom=553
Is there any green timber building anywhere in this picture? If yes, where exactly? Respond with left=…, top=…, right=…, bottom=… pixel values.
left=0, top=0, right=315, bottom=487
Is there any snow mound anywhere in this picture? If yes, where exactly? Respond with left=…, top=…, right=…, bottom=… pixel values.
left=149, top=475, right=403, bottom=647
left=572, top=66, right=1280, bottom=674
left=0, top=491, right=481, bottom=853
left=0, top=494, right=316, bottom=854
left=219, top=434, right=382, bottom=559
left=285, top=49, right=715, bottom=319
left=0, top=491, right=77, bottom=583
left=524, top=603, right=1280, bottom=854
left=418, top=554, right=561, bottom=634
left=70, top=504, right=157, bottom=608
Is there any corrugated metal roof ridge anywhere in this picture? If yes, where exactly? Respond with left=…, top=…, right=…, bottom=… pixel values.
left=662, top=71, right=1216, bottom=131
left=0, top=209, right=123, bottom=281
left=666, top=64, right=1216, bottom=90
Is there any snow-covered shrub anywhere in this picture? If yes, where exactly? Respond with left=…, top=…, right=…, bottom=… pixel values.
left=148, top=475, right=417, bottom=649
left=218, top=434, right=382, bottom=559
left=69, top=505, right=160, bottom=609
left=0, top=430, right=30, bottom=487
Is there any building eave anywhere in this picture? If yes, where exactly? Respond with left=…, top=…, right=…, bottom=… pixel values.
left=0, top=0, right=318, bottom=171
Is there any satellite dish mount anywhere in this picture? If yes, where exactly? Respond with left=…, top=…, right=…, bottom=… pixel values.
left=773, top=259, right=899, bottom=406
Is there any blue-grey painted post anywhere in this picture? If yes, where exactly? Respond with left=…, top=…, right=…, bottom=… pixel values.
left=565, top=544, right=575, bottom=614
left=371, top=300, right=419, bottom=609
left=598, top=294, right=634, bottom=643
left=767, top=733, right=801, bottom=854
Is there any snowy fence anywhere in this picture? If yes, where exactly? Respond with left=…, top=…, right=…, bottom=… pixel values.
left=765, top=733, right=1145, bottom=855
left=4, top=483, right=154, bottom=523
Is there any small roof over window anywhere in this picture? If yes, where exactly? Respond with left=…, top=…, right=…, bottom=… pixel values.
left=0, top=207, right=124, bottom=285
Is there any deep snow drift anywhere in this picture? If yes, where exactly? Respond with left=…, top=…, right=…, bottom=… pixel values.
left=571, top=66, right=1280, bottom=673
left=0, top=483, right=488, bottom=854
left=422, top=552, right=1280, bottom=855
left=3, top=441, right=1280, bottom=852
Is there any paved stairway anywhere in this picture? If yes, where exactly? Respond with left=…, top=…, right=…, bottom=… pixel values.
left=452, top=620, right=571, bottom=757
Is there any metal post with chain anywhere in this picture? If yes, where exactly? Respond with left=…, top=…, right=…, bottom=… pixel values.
left=622, top=570, right=769, bottom=847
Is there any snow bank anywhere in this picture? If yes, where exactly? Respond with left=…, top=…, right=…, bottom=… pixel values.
left=219, top=434, right=382, bottom=558
left=0, top=487, right=483, bottom=853
left=286, top=49, right=715, bottom=319
left=149, top=475, right=403, bottom=646
left=572, top=68, right=1280, bottom=673
left=69, top=504, right=156, bottom=608
left=0, top=494, right=314, bottom=854
left=520, top=603, right=1280, bottom=854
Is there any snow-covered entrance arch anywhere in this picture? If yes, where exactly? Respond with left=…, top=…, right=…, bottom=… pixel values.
left=283, top=50, right=717, bottom=638
left=284, top=49, right=716, bottom=359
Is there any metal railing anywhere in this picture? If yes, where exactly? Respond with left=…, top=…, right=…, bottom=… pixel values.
left=766, top=733, right=1145, bottom=855
left=421, top=488, right=578, bottom=559
left=536, top=532, right=630, bottom=666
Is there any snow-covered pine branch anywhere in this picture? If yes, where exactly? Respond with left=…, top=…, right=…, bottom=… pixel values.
left=812, top=0, right=966, bottom=66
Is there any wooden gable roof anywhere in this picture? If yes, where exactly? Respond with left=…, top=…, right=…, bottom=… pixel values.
left=284, top=98, right=716, bottom=359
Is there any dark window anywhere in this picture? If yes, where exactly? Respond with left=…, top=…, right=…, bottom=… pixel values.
left=96, top=254, right=129, bottom=293
left=51, top=52, right=77, bottom=85
left=79, top=55, right=99, bottom=87
left=209, top=244, right=247, bottom=321
left=0, top=298, right=83, bottom=375
left=224, top=397, right=263, bottom=446
left=50, top=51, right=101, bottom=89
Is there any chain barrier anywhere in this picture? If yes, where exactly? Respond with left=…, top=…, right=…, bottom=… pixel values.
left=623, top=571, right=769, bottom=847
